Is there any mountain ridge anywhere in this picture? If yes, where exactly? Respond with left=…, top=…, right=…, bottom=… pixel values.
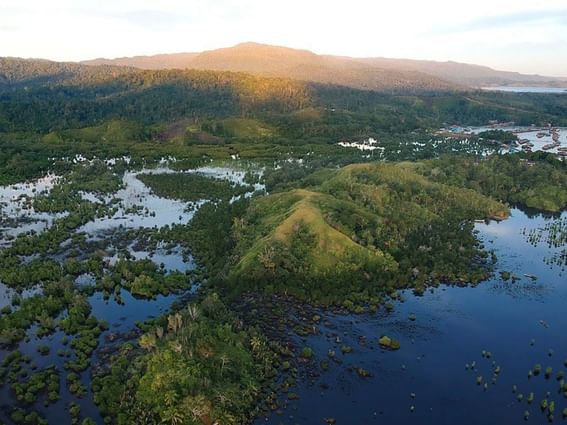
left=83, top=42, right=459, bottom=92
left=82, top=42, right=567, bottom=88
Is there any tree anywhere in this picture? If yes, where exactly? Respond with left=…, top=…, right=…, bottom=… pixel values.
left=139, top=334, right=156, bottom=352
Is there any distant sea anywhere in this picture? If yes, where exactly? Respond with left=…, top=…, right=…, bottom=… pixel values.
left=481, top=86, right=567, bottom=94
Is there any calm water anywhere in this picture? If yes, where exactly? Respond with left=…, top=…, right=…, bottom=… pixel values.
left=255, top=208, right=567, bottom=425
left=0, top=165, right=257, bottom=424
left=482, top=87, right=567, bottom=94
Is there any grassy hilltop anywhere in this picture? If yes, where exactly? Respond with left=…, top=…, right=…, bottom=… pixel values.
left=205, top=162, right=509, bottom=304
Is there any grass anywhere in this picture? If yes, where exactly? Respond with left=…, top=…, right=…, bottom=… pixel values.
left=272, top=190, right=388, bottom=270
left=56, top=119, right=146, bottom=145
left=196, top=118, right=276, bottom=140
left=235, top=188, right=394, bottom=277
left=220, top=118, right=275, bottom=138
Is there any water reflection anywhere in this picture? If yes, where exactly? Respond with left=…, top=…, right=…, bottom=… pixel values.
left=0, top=165, right=257, bottom=424
left=255, top=209, right=567, bottom=425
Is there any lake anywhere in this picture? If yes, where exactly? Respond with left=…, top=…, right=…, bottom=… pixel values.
left=482, top=87, right=567, bottom=94
left=254, top=208, right=567, bottom=425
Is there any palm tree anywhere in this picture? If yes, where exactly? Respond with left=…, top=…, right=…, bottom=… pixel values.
left=167, top=315, right=177, bottom=333
left=184, top=394, right=212, bottom=423
left=172, top=342, right=183, bottom=354
left=258, top=245, right=276, bottom=274
left=162, top=392, right=175, bottom=407
left=139, top=333, right=156, bottom=351
left=166, top=313, right=183, bottom=333
left=175, top=312, right=183, bottom=330
left=155, top=326, right=164, bottom=339
left=250, top=336, right=264, bottom=353
left=160, top=407, right=185, bottom=425
left=187, top=304, right=200, bottom=321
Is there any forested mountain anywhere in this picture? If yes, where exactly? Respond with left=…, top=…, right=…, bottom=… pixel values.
left=84, top=42, right=461, bottom=93
left=356, top=57, right=567, bottom=87
left=82, top=42, right=567, bottom=89
left=1, top=57, right=567, bottom=138
left=84, top=53, right=200, bottom=70
left=0, top=57, right=133, bottom=88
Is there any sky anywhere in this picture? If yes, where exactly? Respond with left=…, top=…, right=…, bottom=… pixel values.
left=1, top=0, right=567, bottom=76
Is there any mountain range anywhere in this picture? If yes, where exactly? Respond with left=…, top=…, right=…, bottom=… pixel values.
left=83, top=42, right=567, bottom=90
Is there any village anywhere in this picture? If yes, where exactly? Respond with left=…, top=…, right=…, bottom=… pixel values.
left=437, top=122, right=567, bottom=158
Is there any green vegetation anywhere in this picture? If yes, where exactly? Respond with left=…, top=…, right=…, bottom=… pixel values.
left=92, top=294, right=278, bottom=425
left=378, top=335, right=401, bottom=350
left=1, top=60, right=567, bottom=185
left=300, top=347, right=314, bottom=359
left=477, top=129, right=518, bottom=143
left=34, top=160, right=123, bottom=213
left=138, top=172, right=254, bottom=202
left=225, top=162, right=507, bottom=305
left=0, top=354, right=60, bottom=407
left=198, top=118, right=276, bottom=139
left=0, top=281, right=72, bottom=345
left=420, top=153, right=567, bottom=212
left=108, top=259, right=190, bottom=299
left=9, top=408, right=49, bottom=425
left=161, top=199, right=250, bottom=276
left=523, top=216, right=567, bottom=269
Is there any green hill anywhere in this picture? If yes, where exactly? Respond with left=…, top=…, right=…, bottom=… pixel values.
left=234, top=188, right=396, bottom=277
left=228, top=162, right=508, bottom=305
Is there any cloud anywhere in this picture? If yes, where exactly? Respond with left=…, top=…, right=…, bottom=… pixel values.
left=71, top=0, right=255, bottom=31
left=74, top=7, right=196, bottom=31
left=0, top=5, right=22, bottom=13
left=431, top=8, right=567, bottom=35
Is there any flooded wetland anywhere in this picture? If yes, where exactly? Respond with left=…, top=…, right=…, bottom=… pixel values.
left=0, top=156, right=566, bottom=425
left=0, top=160, right=260, bottom=424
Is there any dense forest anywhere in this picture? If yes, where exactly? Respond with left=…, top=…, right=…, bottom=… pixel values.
left=1, top=59, right=567, bottom=187
left=2, top=59, right=567, bottom=135
left=420, top=154, right=567, bottom=212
